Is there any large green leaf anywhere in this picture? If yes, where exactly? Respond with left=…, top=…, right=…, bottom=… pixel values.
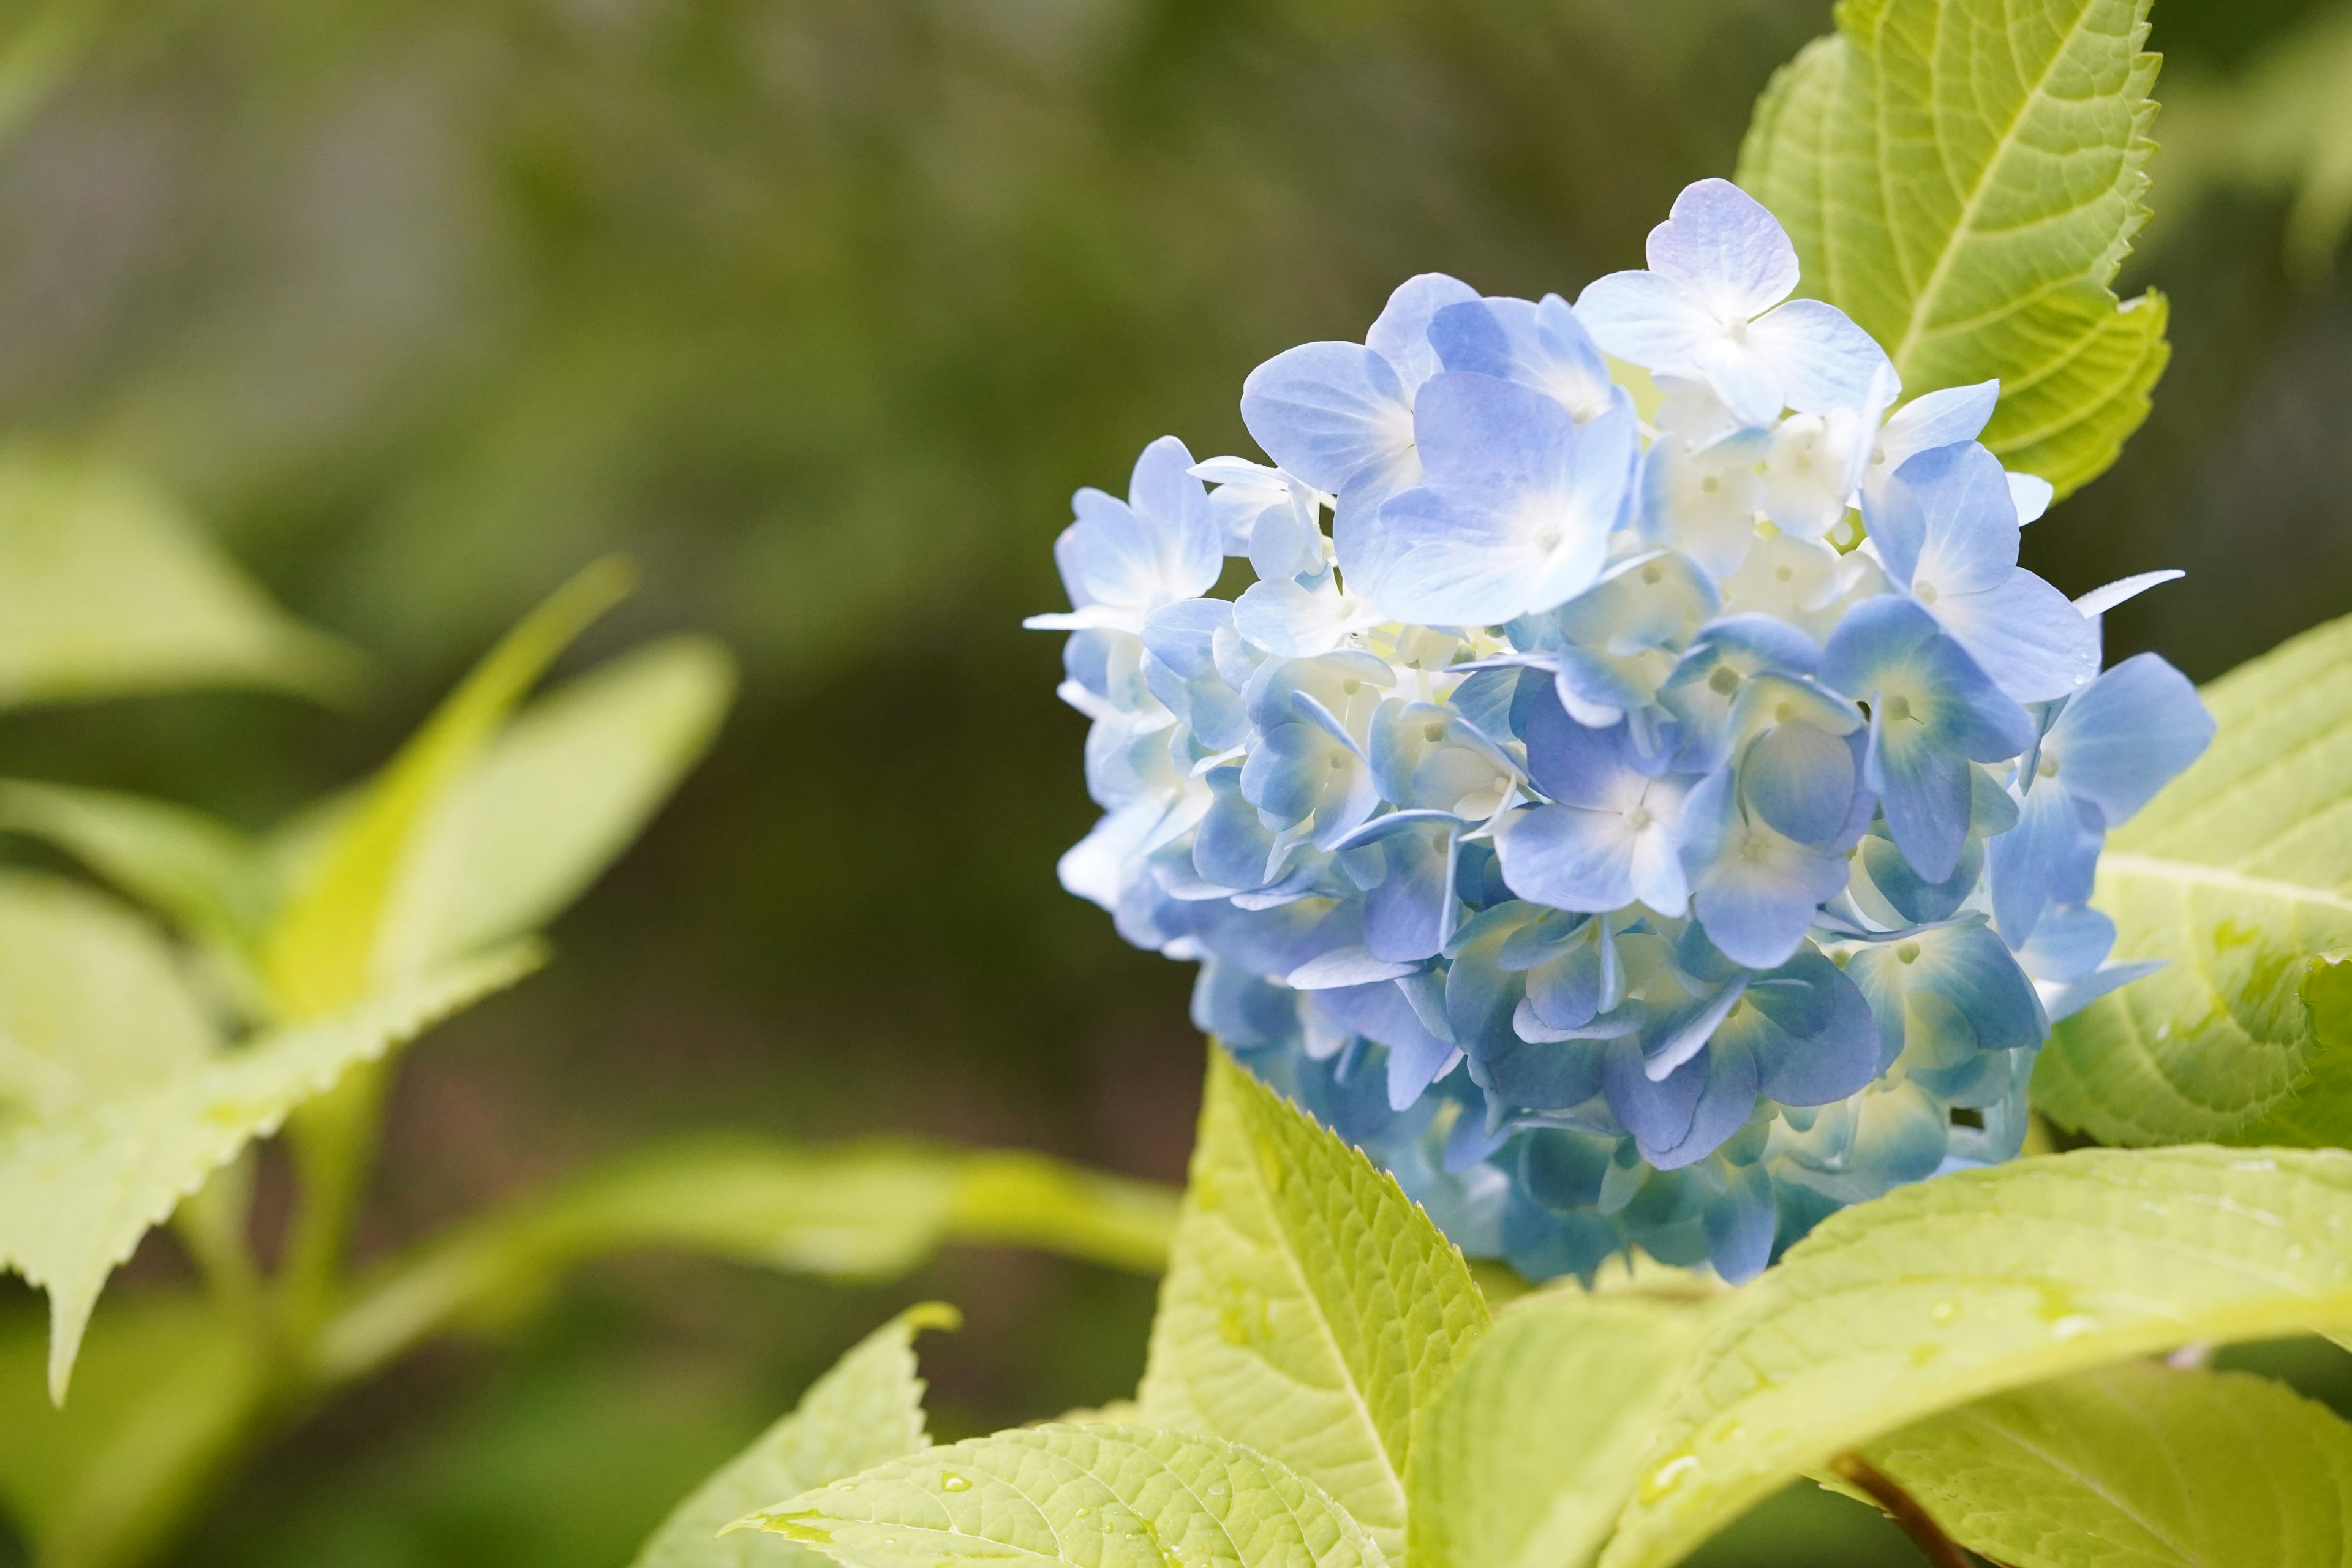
left=742, top=1423, right=1387, bottom=1568
left=633, top=1303, right=956, bottom=1568
left=1596, top=1145, right=2352, bottom=1568
left=0, top=1294, right=266, bottom=1568
left=1863, top=1359, right=2352, bottom=1568
left=1136, top=1049, right=1490, bottom=1563
left=2037, top=611, right=2352, bottom=1145
left=315, top=1139, right=1176, bottom=1384
left=1736, top=0, right=2166, bottom=498
left=0, top=447, right=357, bottom=706
left=1410, top=1294, right=1702, bottom=1568
left=0, top=940, right=540, bottom=1402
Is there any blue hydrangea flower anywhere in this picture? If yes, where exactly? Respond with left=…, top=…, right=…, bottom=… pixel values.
left=1035, top=177, right=2212, bottom=1285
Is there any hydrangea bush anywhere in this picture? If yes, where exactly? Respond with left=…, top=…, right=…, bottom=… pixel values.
left=1031, top=178, right=2214, bottom=1283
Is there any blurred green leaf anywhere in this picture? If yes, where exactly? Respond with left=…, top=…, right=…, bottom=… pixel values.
left=2038, top=610, right=2352, bottom=1145
left=0, top=1294, right=266, bottom=1568
left=744, top=1423, right=1387, bottom=1568
left=1594, top=1145, right=2352, bottom=1568
left=1863, top=1359, right=2352, bottom=1568
left=634, top=1303, right=955, bottom=1568
left=263, top=558, right=630, bottom=1019
left=1136, top=1048, right=1490, bottom=1565
left=0, top=447, right=357, bottom=708
left=2, top=939, right=540, bottom=1403
left=1738, top=0, right=2168, bottom=498
left=391, top=633, right=735, bottom=967
left=315, top=1138, right=1176, bottom=1385
left=1409, top=1293, right=1702, bottom=1568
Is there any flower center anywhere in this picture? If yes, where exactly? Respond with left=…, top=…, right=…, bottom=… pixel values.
left=2038, top=753, right=2060, bottom=778
left=1915, top=581, right=1940, bottom=605
left=1709, top=666, right=1740, bottom=695
left=1626, top=805, right=1653, bottom=831
left=1883, top=694, right=1913, bottom=723
left=1896, top=941, right=1921, bottom=964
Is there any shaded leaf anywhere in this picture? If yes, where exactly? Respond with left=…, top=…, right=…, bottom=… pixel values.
left=744, top=1424, right=1386, bottom=1568
left=1866, top=1359, right=2352, bottom=1567
left=1596, top=1145, right=2352, bottom=1568
left=1137, top=1048, right=1490, bottom=1563
left=633, top=1303, right=957, bottom=1568
left=1737, top=0, right=2166, bottom=498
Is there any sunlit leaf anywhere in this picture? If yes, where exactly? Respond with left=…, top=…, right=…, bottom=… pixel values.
left=1136, top=1048, right=1490, bottom=1563
left=1, top=940, right=540, bottom=1402
left=2038, top=610, right=2352, bottom=1145
left=1863, top=1359, right=2352, bottom=1568
left=0, top=447, right=358, bottom=706
left=1410, top=1293, right=1702, bottom=1568
left=743, top=1424, right=1387, bottom=1568
left=315, top=1139, right=1175, bottom=1385
left=1596, top=1145, right=2352, bottom=1568
left=634, top=1303, right=956, bottom=1568
left=1737, top=0, right=2167, bottom=499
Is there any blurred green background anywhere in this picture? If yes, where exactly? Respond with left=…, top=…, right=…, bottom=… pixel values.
left=1, top=0, right=2350, bottom=1562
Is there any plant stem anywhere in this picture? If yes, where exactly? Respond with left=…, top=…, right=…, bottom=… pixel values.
left=274, top=1057, right=390, bottom=1343
left=1830, top=1452, right=1983, bottom=1568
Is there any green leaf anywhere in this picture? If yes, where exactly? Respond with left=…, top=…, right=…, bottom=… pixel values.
left=1736, top=0, right=2167, bottom=499
left=262, top=557, right=631, bottom=1019
left=391, top=633, right=736, bottom=966
left=1864, top=1359, right=2352, bottom=1568
left=0, top=870, right=221, bottom=1120
left=1595, top=1145, right=2352, bottom=1568
left=1136, top=1048, right=1490, bottom=1563
left=2038, top=611, right=2352, bottom=1145
left=1, top=940, right=540, bottom=1403
left=633, top=1303, right=957, bottom=1568
left=314, top=1139, right=1177, bottom=1384
left=1409, top=1294, right=1702, bottom=1568
left=741, top=1423, right=1387, bottom=1568
left=0, top=1293, right=267, bottom=1568
left=0, top=447, right=358, bottom=706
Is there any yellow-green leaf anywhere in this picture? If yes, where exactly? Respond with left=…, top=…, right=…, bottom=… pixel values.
left=2038, top=611, right=2352, bottom=1145
left=1865, top=1359, right=2352, bottom=1567
left=633, top=1303, right=957, bottom=1568
left=1596, top=1145, right=2352, bottom=1568
left=743, top=1424, right=1386, bottom=1568
left=1136, top=1048, right=1490, bottom=1563
left=0, top=448, right=357, bottom=706
left=1736, top=0, right=2166, bottom=499
left=1, top=941, right=540, bottom=1402
left=262, top=558, right=630, bottom=1018
left=1410, top=1293, right=1703, bottom=1568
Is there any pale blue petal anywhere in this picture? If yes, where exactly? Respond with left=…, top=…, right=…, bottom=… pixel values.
left=1497, top=801, right=1636, bottom=913
left=2008, top=471, right=2054, bottom=524
left=1574, top=270, right=1721, bottom=371
left=1867, top=711, right=1974, bottom=883
left=1730, top=946, right=1880, bottom=1104
left=1692, top=336, right=1785, bottom=428
left=1877, top=380, right=1998, bottom=469
left=1680, top=766, right=1852, bottom=967
left=1866, top=442, right=2019, bottom=596
left=1643, top=178, right=1798, bottom=318
left=1234, top=578, right=1347, bottom=658
left=2017, top=903, right=2116, bottom=984
left=1430, top=294, right=1614, bottom=417
left=1189, top=959, right=1298, bottom=1046
left=2072, top=568, right=2182, bottom=619
left=1704, top=1159, right=1779, bottom=1283
left=1936, top=567, right=2100, bottom=704
left=1987, top=777, right=2101, bottom=944
left=1240, top=341, right=1412, bottom=496
left=1362, top=818, right=1458, bottom=963
left=2045, top=652, right=2214, bottom=823
left=1741, top=716, right=1860, bottom=844
left=1743, top=298, right=1894, bottom=415
left=1128, top=435, right=1224, bottom=599
left=1365, top=272, right=1480, bottom=391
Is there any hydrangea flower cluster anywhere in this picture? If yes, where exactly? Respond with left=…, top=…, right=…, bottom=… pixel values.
left=1030, top=180, right=2215, bottom=1283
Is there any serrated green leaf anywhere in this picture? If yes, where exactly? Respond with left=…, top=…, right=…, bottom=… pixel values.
left=1864, top=1359, right=2352, bottom=1567
left=1409, top=1294, right=1702, bottom=1568
left=0, top=447, right=358, bottom=706
left=0, top=1293, right=266, bottom=1568
left=2038, top=611, right=2352, bottom=1145
left=1136, top=1048, right=1489, bottom=1563
left=0, top=940, right=540, bottom=1403
left=1736, top=0, right=2167, bottom=499
left=633, top=1303, right=957, bottom=1568
left=391, top=633, right=736, bottom=967
left=315, top=1140, right=1175, bottom=1383
left=262, top=558, right=630, bottom=1019
left=0, top=870, right=221, bottom=1120
left=742, top=1423, right=1387, bottom=1568
left=1596, top=1146, right=2352, bottom=1568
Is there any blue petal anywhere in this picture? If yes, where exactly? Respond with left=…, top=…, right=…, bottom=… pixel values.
left=1128, top=435, right=1224, bottom=598
left=2043, top=652, right=2214, bottom=824
left=1874, top=380, right=1998, bottom=470
left=1719, top=944, right=1880, bottom=1104
left=1191, top=959, right=1300, bottom=1046
left=1680, top=766, right=1853, bottom=968
left=1365, top=272, right=1480, bottom=391
left=2016, top=903, right=2116, bottom=985
left=1496, top=801, right=1637, bottom=913
left=1739, top=708, right=1861, bottom=845
left=1864, top=442, right=2018, bottom=596
left=1642, top=178, right=1798, bottom=319
left=1743, top=299, right=1895, bottom=417
left=1610, top=1035, right=1759, bottom=1170
left=1703, top=1158, right=1779, bottom=1283
left=1240, top=341, right=1412, bottom=497
left=1429, top=294, right=1615, bottom=418
left=1987, top=777, right=2101, bottom=944
left=1361, top=818, right=1460, bottom=963
left=1934, top=568, right=2100, bottom=704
